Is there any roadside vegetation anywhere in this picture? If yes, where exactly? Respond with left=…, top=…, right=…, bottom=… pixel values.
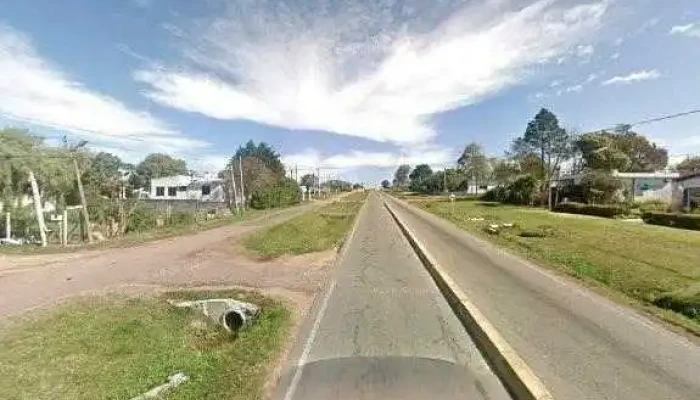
left=244, top=191, right=367, bottom=258
left=0, top=289, right=291, bottom=400
left=411, top=197, right=700, bottom=333
left=1, top=129, right=364, bottom=253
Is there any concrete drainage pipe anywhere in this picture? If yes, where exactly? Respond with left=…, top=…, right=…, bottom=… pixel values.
left=168, top=298, right=259, bottom=332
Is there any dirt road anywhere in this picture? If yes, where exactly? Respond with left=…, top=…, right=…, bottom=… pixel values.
left=0, top=203, right=333, bottom=316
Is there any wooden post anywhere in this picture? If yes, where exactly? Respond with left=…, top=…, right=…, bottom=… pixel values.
left=5, top=212, right=10, bottom=240
left=73, top=159, right=93, bottom=244
left=239, top=157, right=246, bottom=211
left=28, top=170, right=47, bottom=247
left=229, top=162, right=239, bottom=214
left=62, top=209, right=68, bottom=246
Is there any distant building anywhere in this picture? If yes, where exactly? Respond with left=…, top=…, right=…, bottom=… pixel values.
left=149, top=174, right=226, bottom=202
left=557, top=170, right=680, bottom=203
left=672, top=172, right=700, bottom=209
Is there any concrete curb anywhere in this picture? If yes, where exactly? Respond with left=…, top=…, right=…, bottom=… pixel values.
left=384, top=199, right=554, bottom=400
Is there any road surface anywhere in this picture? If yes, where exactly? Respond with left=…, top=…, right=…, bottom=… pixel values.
left=273, top=193, right=510, bottom=400
left=383, top=194, right=700, bottom=400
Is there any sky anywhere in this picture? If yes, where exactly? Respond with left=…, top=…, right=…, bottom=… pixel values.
left=1, top=0, right=700, bottom=185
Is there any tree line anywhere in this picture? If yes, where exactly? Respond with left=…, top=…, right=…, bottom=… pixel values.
left=1, top=128, right=360, bottom=246
left=386, top=108, right=696, bottom=206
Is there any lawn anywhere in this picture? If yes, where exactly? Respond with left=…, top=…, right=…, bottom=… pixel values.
left=0, top=289, right=291, bottom=400
left=410, top=198, right=700, bottom=333
left=244, top=191, right=367, bottom=258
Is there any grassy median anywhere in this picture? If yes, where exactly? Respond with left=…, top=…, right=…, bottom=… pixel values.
left=244, top=192, right=366, bottom=258
left=0, top=289, right=290, bottom=400
left=411, top=198, right=700, bottom=334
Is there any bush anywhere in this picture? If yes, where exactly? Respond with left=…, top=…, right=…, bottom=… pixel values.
left=637, top=200, right=670, bottom=213
left=482, top=186, right=507, bottom=202
left=125, top=203, right=159, bottom=233
left=553, top=202, right=628, bottom=218
left=580, top=170, right=623, bottom=204
left=641, top=212, right=700, bottom=231
left=653, top=287, right=700, bottom=319
left=480, top=175, right=538, bottom=205
left=250, top=178, right=301, bottom=210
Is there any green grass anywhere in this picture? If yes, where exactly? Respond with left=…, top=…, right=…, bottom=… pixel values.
left=0, top=289, right=291, bottom=400
left=411, top=198, right=700, bottom=334
left=244, top=192, right=367, bottom=258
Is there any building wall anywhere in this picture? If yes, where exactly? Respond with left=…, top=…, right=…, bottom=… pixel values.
left=149, top=175, right=192, bottom=199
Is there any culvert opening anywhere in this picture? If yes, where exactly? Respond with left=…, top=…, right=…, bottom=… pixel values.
left=223, top=310, right=245, bottom=332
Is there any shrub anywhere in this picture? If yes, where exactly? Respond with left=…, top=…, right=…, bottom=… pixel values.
left=554, top=202, right=628, bottom=218
left=637, top=200, right=670, bottom=213
left=641, top=212, right=700, bottom=231
left=125, top=203, right=159, bottom=233
left=250, top=178, right=301, bottom=210
left=480, top=175, right=538, bottom=205
left=482, top=186, right=507, bottom=202
left=507, top=175, right=538, bottom=205
left=519, top=225, right=556, bottom=238
left=580, top=170, right=623, bottom=204
left=653, top=287, right=700, bottom=319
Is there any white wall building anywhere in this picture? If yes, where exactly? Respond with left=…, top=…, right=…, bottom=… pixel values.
left=149, top=174, right=226, bottom=202
left=672, top=173, right=700, bottom=209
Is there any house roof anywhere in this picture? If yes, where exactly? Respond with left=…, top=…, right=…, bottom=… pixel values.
left=677, top=172, right=700, bottom=182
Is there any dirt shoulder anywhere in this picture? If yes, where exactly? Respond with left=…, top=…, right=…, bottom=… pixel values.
left=0, top=202, right=335, bottom=317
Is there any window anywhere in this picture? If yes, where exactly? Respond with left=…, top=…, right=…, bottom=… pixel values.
left=178, top=186, right=187, bottom=192
left=168, top=187, right=177, bottom=196
left=156, top=187, right=165, bottom=197
left=201, top=185, right=211, bottom=195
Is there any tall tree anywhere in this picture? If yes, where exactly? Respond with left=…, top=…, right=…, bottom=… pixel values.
left=614, top=131, right=668, bottom=172
left=234, top=141, right=285, bottom=177
left=381, top=180, right=391, bottom=189
left=300, top=173, right=319, bottom=189
left=394, top=164, right=411, bottom=188
left=512, top=108, right=572, bottom=206
left=575, top=131, right=666, bottom=172
left=409, top=164, right=433, bottom=193
left=491, top=159, right=520, bottom=185
left=84, top=152, right=123, bottom=199
left=458, top=142, right=490, bottom=194
left=131, top=153, right=188, bottom=188
left=676, top=156, right=700, bottom=175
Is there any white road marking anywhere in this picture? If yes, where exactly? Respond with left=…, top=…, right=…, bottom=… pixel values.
left=283, top=279, right=337, bottom=400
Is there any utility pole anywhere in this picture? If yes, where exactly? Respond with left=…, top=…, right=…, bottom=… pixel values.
left=317, top=167, right=321, bottom=199
left=444, top=168, right=448, bottom=194
left=295, top=164, right=298, bottom=182
left=5, top=212, right=10, bottom=240
left=239, top=156, right=246, bottom=211
left=27, top=170, right=47, bottom=247
left=229, top=161, right=239, bottom=214
left=73, top=158, right=93, bottom=244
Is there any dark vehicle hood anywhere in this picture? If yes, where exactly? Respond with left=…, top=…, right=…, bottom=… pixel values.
left=282, top=356, right=504, bottom=400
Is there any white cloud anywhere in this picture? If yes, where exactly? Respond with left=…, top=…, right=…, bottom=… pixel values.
left=0, top=25, right=206, bottom=161
left=610, top=52, right=620, bottom=60
left=564, top=84, right=583, bottom=93
left=282, top=145, right=454, bottom=171
left=585, top=73, right=598, bottom=83
left=136, top=0, right=607, bottom=145
left=601, top=70, right=661, bottom=85
left=575, top=44, right=595, bottom=57
left=669, top=23, right=700, bottom=38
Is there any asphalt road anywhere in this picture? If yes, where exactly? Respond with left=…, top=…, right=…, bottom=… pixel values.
left=384, top=194, right=700, bottom=400
left=273, top=193, right=510, bottom=400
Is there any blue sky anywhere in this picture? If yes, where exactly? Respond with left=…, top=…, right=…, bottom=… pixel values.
left=1, top=0, right=700, bottom=185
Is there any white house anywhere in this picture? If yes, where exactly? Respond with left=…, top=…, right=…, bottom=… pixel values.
left=149, top=174, right=226, bottom=202
left=557, top=170, right=680, bottom=203
left=672, top=173, right=700, bottom=209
